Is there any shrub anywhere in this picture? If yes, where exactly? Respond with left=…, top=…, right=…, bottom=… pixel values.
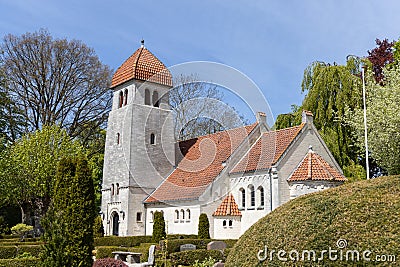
left=92, top=258, right=127, bottom=267
left=0, top=246, right=16, bottom=259
left=198, top=214, right=210, bottom=239
left=41, top=157, right=96, bottom=267
left=93, top=216, right=104, bottom=238
left=0, top=258, right=39, bottom=267
left=94, top=236, right=153, bottom=247
left=152, top=211, right=166, bottom=243
left=166, top=234, right=198, bottom=240
left=170, top=249, right=223, bottom=266
left=10, top=224, right=33, bottom=241
left=17, top=245, right=42, bottom=258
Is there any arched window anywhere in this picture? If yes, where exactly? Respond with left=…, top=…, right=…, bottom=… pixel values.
left=116, top=133, right=120, bottom=145
left=145, top=89, right=150, bottom=105
left=229, top=220, right=233, bottom=227
left=116, top=183, right=120, bottom=195
left=175, top=210, right=179, bottom=221
left=258, top=186, right=265, bottom=207
left=111, top=184, right=114, bottom=196
left=239, top=188, right=245, bottom=208
left=223, top=220, right=227, bottom=227
left=150, top=211, right=154, bottom=222
left=180, top=209, right=185, bottom=220
left=119, top=91, right=123, bottom=108
left=124, top=89, right=128, bottom=106
left=152, top=91, right=159, bottom=107
left=150, top=133, right=156, bottom=145
left=186, top=209, right=191, bottom=220
left=248, top=185, right=255, bottom=207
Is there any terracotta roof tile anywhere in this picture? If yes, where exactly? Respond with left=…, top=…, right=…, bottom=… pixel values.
left=111, top=47, right=172, bottom=88
left=288, top=150, right=346, bottom=182
left=213, top=194, right=242, bottom=217
left=145, top=124, right=257, bottom=203
left=230, top=124, right=305, bottom=173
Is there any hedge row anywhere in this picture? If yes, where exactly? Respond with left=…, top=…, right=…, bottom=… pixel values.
left=0, top=245, right=42, bottom=259
left=169, top=249, right=224, bottom=266
left=95, top=246, right=150, bottom=260
left=94, top=236, right=153, bottom=247
left=0, top=242, right=43, bottom=246
left=0, top=258, right=39, bottom=267
left=166, top=234, right=198, bottom=240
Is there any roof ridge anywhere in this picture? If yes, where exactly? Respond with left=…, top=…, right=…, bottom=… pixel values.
left=313, top=153, right=336, bottom=180
left=271, top=123, right=305, bottom=165
left=132, top=47, right=144, bottom=80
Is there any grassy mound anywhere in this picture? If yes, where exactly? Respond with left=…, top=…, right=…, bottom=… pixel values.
left=226, top=176, right=400, bottom=266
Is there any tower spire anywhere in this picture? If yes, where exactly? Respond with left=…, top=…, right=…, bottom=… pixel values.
left=141, top=39, right=145, bottom=48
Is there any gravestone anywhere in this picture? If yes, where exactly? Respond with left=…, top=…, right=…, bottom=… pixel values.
left=207, top=241, right=227, bottom=251
left=180, top=243, right=196, bottom=251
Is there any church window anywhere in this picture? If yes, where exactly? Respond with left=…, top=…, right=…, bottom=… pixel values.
left=116, top=133, right=120, bottom=145
left=229, top=220, right=233, bottom=227
left=124, top=89, right=128, bottom=106
left=119, top=91, right=123, bottom=108
left=175, top=210, right=179, bottom=221
left=150, top=133, right=156, bottom=145
left=248, top=185, right=255, bottom=207
left=152, top=90, right=159, bottom=107
left=145, top=89, right=151, bottom=105
left=223, top=220, right=227, bottom=227
left=111, top=184, right=114, bottom=196
left=136, top=212, right=142, bottom=222
left=258, top=186, right=264, bottom=207
left=186, top=209, right=191, bottom=220
left=150, top=211, right=154, bottom=222
left=180, top=209, right=185, bottom=220
left=116, top=183, right=120, bottom=195
left=239, top=188, right=245, bottom=208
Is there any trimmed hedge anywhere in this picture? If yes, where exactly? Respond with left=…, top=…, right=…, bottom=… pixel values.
left=166, top=234, right=198, bottom=240
left=0, top=245, right=42, bottom=259
left=162, top=239, right=211, bottom=254
left=95, top=246, right=149, bottom=260
left=0, top=258, right=39, bottom=267
left=94, top=236, right=153, bottom=247
left=170, top=249, right=224, bottom=266
left=0, top=242, right=43, bottom=246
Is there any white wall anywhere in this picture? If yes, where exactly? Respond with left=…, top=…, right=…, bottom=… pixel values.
left=213, top=217, right=241, bottom=239
left=289, top=181, right=342, bottom=199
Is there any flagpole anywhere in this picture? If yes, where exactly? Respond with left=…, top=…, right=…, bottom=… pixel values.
left=362, top=66, right=370, bottom=179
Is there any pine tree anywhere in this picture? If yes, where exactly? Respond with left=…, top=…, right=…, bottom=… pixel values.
left=198, top=213, right=210, bottom=239
left=41, top=157, right=96, bottom=267
left=152, top=211, right=166, bottom=243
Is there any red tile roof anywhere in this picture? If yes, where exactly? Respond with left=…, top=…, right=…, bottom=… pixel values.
left=111, top=47, right=172, bottom=88
left=213, top=194, right=242, bottom=217
left=288, top=150, right=346, bottom=182
left=230, top=124, right=305, bottom=174
left=145, top=124, right=257, bottom=203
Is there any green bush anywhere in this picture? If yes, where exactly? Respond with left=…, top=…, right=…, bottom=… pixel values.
left=94, top=236, right=153, bottom=247
left=198, top=214, right=210, bottom=239
left=0, top=242, right=42, bottom=246
left=166, top=234, right=198, bottom=240
left=0, top=246, right=16, bottom=259
left=214, top=239, right=237, bottom=248
left=161, top=239, right=211, bottom=254
left=17, top=245, right=42, bottom=258
left=170, top=249, right=223, bottom=266
left=93, top=215, right=104, bottom=238
left=223, top=248, right=231, bottom=258
left=95, top=246, right=150, bottom=260
left=226, top=176, right=400, bottom=267
left=152, top=211, right=166, bottom=243
left=0, top=258, right=39, bottom=267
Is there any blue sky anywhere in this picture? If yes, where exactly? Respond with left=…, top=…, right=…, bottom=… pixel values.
left=1, top=0, right=399, bottom=122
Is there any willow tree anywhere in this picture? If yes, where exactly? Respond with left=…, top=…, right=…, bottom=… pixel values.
left=300, top=57, right=364, bottom=174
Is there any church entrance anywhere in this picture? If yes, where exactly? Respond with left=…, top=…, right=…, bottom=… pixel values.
left=111, top=211, right=119, bottom=236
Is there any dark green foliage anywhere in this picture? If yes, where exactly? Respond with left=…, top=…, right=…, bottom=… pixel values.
left=94, top=236, right=153, bottom=247
left=166, top=234, right=198, bottom=240
left=41, top=157, right=96, bottom=267
left=226, top=176, right=400, bottom=266
left=0, top=246, right=16, bottom=259
left=198, top=213, right=210, bottom=239
left=152, top=211, right=166, bottom=243
left=170, top=249, right=224, bottom=266
left=0, top=258, right=39, bottom=267
left=16, top=245, right=42, bottom=258
left=93, top=258, right=127, bottom=267
left=0, top=245, right=41, bottom=259
left=0, top=217, right=8, bottom=235
left=93, top=215, right=104, bottom=238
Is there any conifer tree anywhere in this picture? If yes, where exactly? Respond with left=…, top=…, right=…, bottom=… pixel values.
left=152, top=211, right=166, bottom=243
left=198, top=213, right=210, bottom=239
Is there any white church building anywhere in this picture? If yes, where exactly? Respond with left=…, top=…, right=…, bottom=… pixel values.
left=100, top=43, right=346, bottom=239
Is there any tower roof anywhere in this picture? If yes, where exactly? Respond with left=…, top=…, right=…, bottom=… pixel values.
left=213, top=194, right=242, bottom=217
left=111, top=44, right=172, bottom=88
left=288, top=149, right=346, bottom=182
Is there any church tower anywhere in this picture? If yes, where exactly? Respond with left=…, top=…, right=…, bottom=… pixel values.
left=101, top=41, right=175, bottom=236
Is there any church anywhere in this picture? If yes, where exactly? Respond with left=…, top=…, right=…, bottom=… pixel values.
left=100, top=43, right=346, bottom=239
